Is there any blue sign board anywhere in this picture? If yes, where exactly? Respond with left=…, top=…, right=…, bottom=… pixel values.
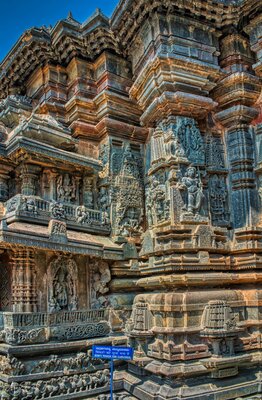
left=92, top=345, right=134, bottom=360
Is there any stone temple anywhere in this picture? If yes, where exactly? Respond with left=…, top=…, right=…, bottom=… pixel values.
left=0, top=0, right=261, bottom=399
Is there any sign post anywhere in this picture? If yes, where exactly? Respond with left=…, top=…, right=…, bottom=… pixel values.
left=110, top=356, right=114, bottom=400
left=92, top=345, right=134, bottom=400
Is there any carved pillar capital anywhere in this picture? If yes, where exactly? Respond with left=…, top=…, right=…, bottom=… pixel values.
left=215, top=105, right=258, bottom=131
left=17, top=163, right=41, bottom=196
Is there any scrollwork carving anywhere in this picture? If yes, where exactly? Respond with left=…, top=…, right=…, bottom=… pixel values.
left=51, top=321, right=110, bottom=341
left=2, top=328, right=45, bottom=345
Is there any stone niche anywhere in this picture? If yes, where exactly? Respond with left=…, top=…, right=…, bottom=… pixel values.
left=37, top=253, right=89, bottom=312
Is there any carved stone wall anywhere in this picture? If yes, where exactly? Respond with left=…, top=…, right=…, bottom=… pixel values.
left=0, top=1, right=262, bottom=400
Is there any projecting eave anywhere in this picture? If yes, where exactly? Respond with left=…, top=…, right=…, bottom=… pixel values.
left=0, top=222, right=124, bottom=260
left=6, top=136, right=101, bottom=172
left=111, top=0, right=241, bottom=29
left=0, top=16, right=120, bottom=98
left=0, top=27, right=51, bottom=70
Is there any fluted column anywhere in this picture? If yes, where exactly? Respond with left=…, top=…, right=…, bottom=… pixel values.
left=216, top=107, right=258, bottom=228
left=10, top=249, right=37, bottom=312
left=214, top=33, right=261, bottom=228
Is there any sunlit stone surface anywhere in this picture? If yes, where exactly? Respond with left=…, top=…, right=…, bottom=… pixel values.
left=0, top=1, right=262, bottom=399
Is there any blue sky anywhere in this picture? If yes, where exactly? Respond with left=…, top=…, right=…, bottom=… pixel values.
left=0, top=0, right=119, bottom=62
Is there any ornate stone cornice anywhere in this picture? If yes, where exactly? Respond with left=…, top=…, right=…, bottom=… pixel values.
left=0, top=11, right=120, bottom=98
left=111, top=0, right=241, bottom=47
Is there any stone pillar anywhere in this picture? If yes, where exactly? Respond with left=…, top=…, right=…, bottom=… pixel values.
left=0, top=251, right=11, bottom=311
left=0, top=165, right=11, bottom=201
left=10, top=249, right=37, bottom=312
left=216, top=109, right=258, bottom=228
left=245, top=17, right=262, bottom=225
left=17, top=164, right=41, bottom=196
left=49, top=170, right=59, bottom=200
left=214, top=33, right=261, bottom=228
left=83, top=175, right=94, bottom=208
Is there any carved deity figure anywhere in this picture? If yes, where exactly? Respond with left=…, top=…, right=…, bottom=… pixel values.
left=76, top=205, right=89, bottom=224
left=98, top=187, right=110, bottom=225
left=209, top=174, right=228, bottom=224
left=112, top=142, right=144, bottom=236
left=50, top=201, right=65, bottom=220
left=53, top=269, right=68, bottom=309
left=165, top=127, right=186, bottom=160
left=145, top=173, right=170, bottom=226
left=122, top=144, right=139, bottom=178
left=90, top=260, right=111, bottom=308
left=152, top=178, right=166, bottom=222
left=83, top=176, right=94, bottom=208
left=20, top=197, right=38, bottom=215
left=145, top=187, right=154, bottom=227
left=56, top=173, right=77, bottom=203
left=178, top=167, right=204, bottom=215
left=119, top=207, right=143, bottom=237
left=99, top=187, right=109, bottom=213
left=47, top=257, right=78, bottom=312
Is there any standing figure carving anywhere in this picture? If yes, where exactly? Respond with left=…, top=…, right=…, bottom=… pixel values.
left=152, top=179, right=166, bottom=223
left=47, top=256, right=78, bottom=312
left=178, top=167, right=204, bottom=215
left=98, top=187, right=110, bottom=225
left=146, top=173, right=169, bottom=226
left=90, top=259, right=111, bottom=308
left=56, top=174, right=77, bottom=203
left=209, top=174, right=228, bottom=225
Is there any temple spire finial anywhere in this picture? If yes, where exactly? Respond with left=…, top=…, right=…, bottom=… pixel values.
left=67, top=11, right=73, bottom=20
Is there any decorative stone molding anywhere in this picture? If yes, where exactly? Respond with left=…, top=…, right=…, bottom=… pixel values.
left=0, top=309, right=109, bottom=345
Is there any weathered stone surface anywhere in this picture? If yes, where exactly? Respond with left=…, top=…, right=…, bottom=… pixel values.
left=0, top=0, right=262, bottom=399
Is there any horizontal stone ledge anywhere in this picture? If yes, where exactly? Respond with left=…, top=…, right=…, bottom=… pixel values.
left=137, top=272, right=262, bottom=288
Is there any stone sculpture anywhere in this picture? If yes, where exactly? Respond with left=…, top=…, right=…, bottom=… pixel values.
left=0, top=1, right=262, bottom=399
left=177, top=166, right=204, bottom=215
left=57, top=174, right=77, bottom=203
left=47, top=256, right=78, bottom=312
